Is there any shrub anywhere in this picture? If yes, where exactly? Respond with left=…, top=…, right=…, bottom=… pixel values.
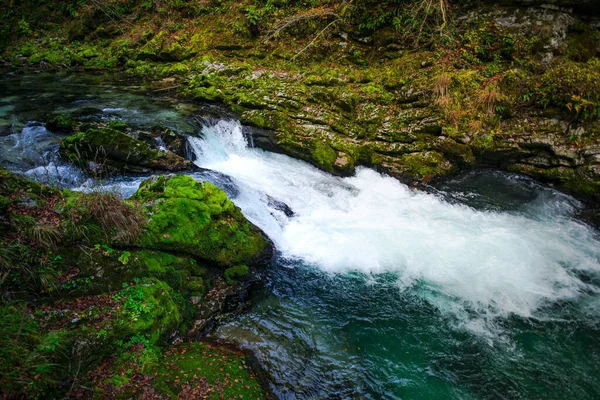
left=538, top=58, right=600, bottom=120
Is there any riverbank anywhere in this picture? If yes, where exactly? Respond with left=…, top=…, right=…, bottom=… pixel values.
left=0, top=137, right=272, bottom=398
left=1, top=0, right=599, bottom=207
left=1, top=1, right=600, bottom=397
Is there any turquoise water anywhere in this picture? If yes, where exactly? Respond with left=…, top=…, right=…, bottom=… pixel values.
left=2, top=73, right=600, bottom=399
left=213, top=261, right=600, bottom=399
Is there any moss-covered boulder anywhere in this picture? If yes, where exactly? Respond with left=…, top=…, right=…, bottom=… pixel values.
left=132, top=175, right=270, bottom=266
left=59, top=127, right=196, bottom=175
left=46, top=114, right=78, bottom=133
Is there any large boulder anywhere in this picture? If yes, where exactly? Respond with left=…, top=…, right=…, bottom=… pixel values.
left=59, top=127, right=195, bottom=175
left=132, top=175, right=270, bottom=266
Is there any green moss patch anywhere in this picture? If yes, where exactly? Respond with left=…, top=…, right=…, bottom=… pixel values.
left=46, top=115, right=78, bottom=133
left=133, top=175, right=269, bottom=266
left=224, top=265, right=249, bottom=284
left=80, top=341, right=267, bottom=399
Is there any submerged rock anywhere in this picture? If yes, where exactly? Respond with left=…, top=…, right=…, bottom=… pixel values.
left=59, top=126, right=196, bottom=175
left=132, top=174, right=271, bottom=266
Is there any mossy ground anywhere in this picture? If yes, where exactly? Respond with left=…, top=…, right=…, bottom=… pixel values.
left=0, top=168, right=269, bottom=398
left=77, top=341, right=267, bottom=399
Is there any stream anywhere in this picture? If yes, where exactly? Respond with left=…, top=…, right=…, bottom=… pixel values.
left=2, top=73, right=600, bottom=399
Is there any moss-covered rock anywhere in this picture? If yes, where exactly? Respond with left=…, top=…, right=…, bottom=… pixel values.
left=132, top=175, right=270, bottom=266
left=224, top=264, right=249, bottom=284
left=110, top=278, right=184, bottom=344
left=46, top=114, right=78, bottom=133
left=0, top=168, right=268, bottom=398
left=59, top=127, right=195, bottom=175
left=507, top=163, right=600, bottom=201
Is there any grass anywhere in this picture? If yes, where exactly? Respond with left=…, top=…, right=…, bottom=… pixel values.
left=477, top=84, right=501, bottom=115
left=0, top=304, right=70, bottom=398
left=29, top=223, right=63, bottom=250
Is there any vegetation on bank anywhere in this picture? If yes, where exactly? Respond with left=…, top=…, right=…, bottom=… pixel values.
left=2, top=0, right=598, bottom=200
left=0, top=166, right=269, bottom=398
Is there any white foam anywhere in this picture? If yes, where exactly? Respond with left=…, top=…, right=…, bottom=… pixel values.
left=189, top=120, right=600, bottom=324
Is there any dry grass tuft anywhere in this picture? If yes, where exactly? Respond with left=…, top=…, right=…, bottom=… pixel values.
left=84, top=191, right=145, bottom=243
left=66, top=190, right=146, bottom=244
left=433, top=73, right=451, bottom=98
left=477, top=85, right=501, bottom=115
left=445, top=107, right=462, bottom=128
left=433, top=73, right=452, bottom=110
left=468, top=119, right=483, bottom=133
left=29, top=224, right=63, bottom=250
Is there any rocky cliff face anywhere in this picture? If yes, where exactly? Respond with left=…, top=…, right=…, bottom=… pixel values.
left=177, top=2, right=600, bottom=201
left=2, top=1, right=599, bottom=202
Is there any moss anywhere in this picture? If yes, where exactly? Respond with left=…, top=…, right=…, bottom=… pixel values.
left=0, top=167, right=56, bottom=198
left=0, top=195, right=11, bottom=209
left=46, top=115, right=77, bottom=133
left=132, top=175, right=269, bottom=266
left=151, top=342, right=267, bottom=399
left=111, top=278, right=183, bottom=344
left=136, top=30, right=197, bottom=62
left=0, top=304, right=72, bottom=398
left=130, top=250, right=208, bottom=293
left=85, top=341, right=267, bottom=399
left=224, top=265, right=248, bottom=284
left=401, top=151, right=453, bottom=178
left=312, top=140, right=338, bottom=171
left=566, top=21, right=598, bottom=62
left=106, top=120, right=128, bottom=132
left=507, top=164, right=600, bottom=201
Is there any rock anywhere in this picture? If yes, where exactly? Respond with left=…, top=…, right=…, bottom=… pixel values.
left=132, top=175, right=271, bottom=266
left=152, top=125, right=188, bottom=157
left=59, top=127, right=196, bottom=175
left=46, top=115, right=78, bottom=133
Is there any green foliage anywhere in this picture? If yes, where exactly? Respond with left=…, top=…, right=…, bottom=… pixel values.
left=538, top=58, right=600, bottom=121
left=0, top=304, right=70, bottom=398
left=18, top=18, right=32, bottom=36
left=112, top=278, right=183, bottom=343
left=242, top=4, right=264, bottom=26
left=461, top=20, right=515, bottom=64
left=118, top=250, right=131, bottom=265
left=60, top=275, right=94, bottom=291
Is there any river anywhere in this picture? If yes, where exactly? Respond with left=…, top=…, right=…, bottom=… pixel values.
left=1, top=73, right=599, bottom=399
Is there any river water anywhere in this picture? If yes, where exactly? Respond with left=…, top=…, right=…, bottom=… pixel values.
left=2, top=73, right=600, bottom=399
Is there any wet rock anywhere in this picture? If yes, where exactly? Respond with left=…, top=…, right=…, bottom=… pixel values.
left=59, top=127, right=197, bottom=175
left=266, top=195, right=294, bottom=217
